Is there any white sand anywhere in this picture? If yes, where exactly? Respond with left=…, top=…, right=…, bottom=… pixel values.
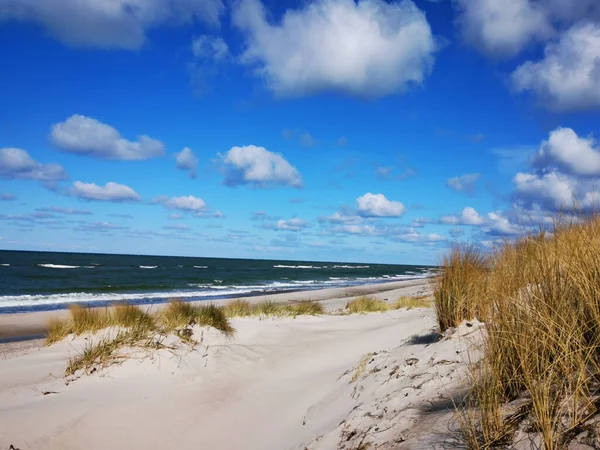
left=0, top=281, right=481, bottom=450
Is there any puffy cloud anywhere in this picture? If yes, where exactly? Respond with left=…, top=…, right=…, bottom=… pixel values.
left=0, top=0, right=225, bottom=50
left=0, top=147, right=68, bottom=183
left=485, top=212, right=521, bottom=236
left=512, top=23, right=600, bottom=111
left=72, top=181, right=141, bottom=202
left=175, top=147, right=199, bottom=178
left=334, top=224, right=379, bottom=236
left=192, top=35, right=229, bottom=61
left=446, top=173, right=480, bottom=194
left=532, top=127, right=600, bottom=176
left=391, top=229, right=446, bottom=243
left=513, top=171, right=580, bottom=211
left=356, top=193, right=406, bottom=217
left=319, top=212, right=363, bottom=225
left=269, top=218, right=311, bottom=231
left=50, top=115, right=164, bottom=160
left=440, top=206, right=484, bottom=225
left=155, top=195, right=206, bottom=211
left=454, top=0, right=551, bottom=58
left=232, top=0, right=437, bottom=97
left=220, top=145, right=302, bottom=188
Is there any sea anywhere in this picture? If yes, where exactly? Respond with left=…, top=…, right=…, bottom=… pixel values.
left=0, top=250, right=437, bottom=313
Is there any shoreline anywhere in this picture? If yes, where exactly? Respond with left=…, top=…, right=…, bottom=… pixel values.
left=0, top=278, right=431, bottom=340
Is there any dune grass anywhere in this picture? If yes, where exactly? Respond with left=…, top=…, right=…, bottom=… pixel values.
left=392, top=295, right=431, bottom=310
left=345, top=296, right=388, bottom=313
left=223, top=299, right=253, bottom=317
left=112, top=303, right=155, bottom=330
left=287, top=300, right=325, bottom=316
left=435, top=215, right=600, bottom=448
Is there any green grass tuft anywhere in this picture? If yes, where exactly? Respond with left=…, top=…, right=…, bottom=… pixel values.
left=391, top=296, right=431, bottom=310
left=345, top=296, right=388, bottom=313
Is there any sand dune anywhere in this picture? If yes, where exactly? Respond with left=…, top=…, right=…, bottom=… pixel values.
left=0, top=281, right=480, bottom=450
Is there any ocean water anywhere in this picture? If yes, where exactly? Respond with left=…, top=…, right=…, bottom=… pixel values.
left=0, top=250, right=436, bottom=313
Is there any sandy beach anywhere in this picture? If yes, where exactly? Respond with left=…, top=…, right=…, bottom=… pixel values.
left=0, top=279, right=480, bottom=449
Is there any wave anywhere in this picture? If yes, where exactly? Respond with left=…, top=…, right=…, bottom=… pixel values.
left=0, top=264, right=9, bottom=267
left=332, top=265, right=370, bottom=269
left=273, top=264, right=322, bottom=269
left=37, top=264, right=80, bottom=269
left=139, top=266, right=157, bottom=269
left=194, top=266, right=208, bottom=269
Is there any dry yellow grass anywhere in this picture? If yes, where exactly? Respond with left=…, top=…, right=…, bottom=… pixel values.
left=223, top=299, right=253, bottom=317
left=436, top=215, right=600, bottom=448
left=392, top=295, right=431, bottom=310
left=345, top=296, right=388, bottom=313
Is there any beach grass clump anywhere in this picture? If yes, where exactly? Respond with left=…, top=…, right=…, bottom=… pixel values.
left=69, top=304, right=109, bottom=335
left=223, top=299, right=253, bottom=317
left=46, top=317, right=72, bottom=344
left=432, top=244, right=488, bottom=332
left=112, top=303, right=155, bottom=330
left=195, top=304, right=235, bottom=336
left=253, top=300, right=281, bottom=316
left=287, top=300, right=325, bottom=316
left=392, top=296, right=431, bottom=310
left=160, top=300, right=198, bottom=331
left=441, top=214, right=600, bottom=448
left=345, top=296, right=388, bottom=314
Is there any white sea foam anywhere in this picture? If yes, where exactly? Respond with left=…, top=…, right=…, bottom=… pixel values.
left=139, top=266, right=157, bottom=269
left=83, top=266, right=96, bottom=269
left=273, top=264, right=321, bottom=269
left=0, top=264, right=9, bottom=267
left=332, top=265, right=370, bottom=269
left=194, top=266, right=208, bottom=269
left=37, top=264, right=80, bottom=269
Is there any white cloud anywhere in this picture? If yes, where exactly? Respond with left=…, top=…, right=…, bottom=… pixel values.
left=72, top=181, right=141, bottom=202
left=220, top=145, right=302, bottom=188
left=485, top=211, right=521, bottom=236
left=273, top=218, right=311, bottom=231
left=0, top=0, right=225, bottom=50
left=356, top=193, right=406, bottom=217
left=0, top=147, right=68, bottom=183
left=335, top=224, right=379, bottom=236
left=454, top=0, right=551, bottom=58
left=168, top=213, right=183, bottom=220
left=50, top=115, right=164, bottom=160
left=192, top=35, right=229, bottom=61
left=512, top=23, right=600, bottom=111
left=532, top=127, right=600, bottom=176
left=440, top=206, right=484, bottom=225
left=37, top=206, right=92, bottom=215
left=446, top=173, right=480, bottom=194
left=319, top=212, right=363, bottom=225
left=175, top=147, right=199, bottom=178
left=232, top=0, right=437, bottom=97
left=155, top=195, right=206, bottom=211
left=513, top=171, right=577, bottom=210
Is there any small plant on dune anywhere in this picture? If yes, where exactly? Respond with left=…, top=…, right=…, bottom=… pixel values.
left=392, top=296, right=431, bottom=310
left=223, top=299, right=253, bottom=317
left=288, top=300, right=325, bottom=316
left=433, top=244, right=488, bottom=332
left=196, top=304, right=235, bottom=336
left=160, top=300, right=198, bottom=331
left=253, top=300, right=281, bottom=316
left=112, top=303, right=155, bottom=330
left=69, top=304, right=109, bottom=335
left=345, top=296, right=388, bottom=314
left=46, top=317, right=72, bottom=345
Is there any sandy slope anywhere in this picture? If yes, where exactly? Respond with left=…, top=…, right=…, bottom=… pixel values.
left=0, top=302, right=482, bottom=450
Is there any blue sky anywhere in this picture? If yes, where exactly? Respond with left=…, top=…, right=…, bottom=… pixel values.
left=1, top=0, right=599, bottom=265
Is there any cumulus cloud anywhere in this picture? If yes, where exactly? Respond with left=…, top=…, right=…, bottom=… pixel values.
left=356, top=193, right=406, bottom=217
left=513, top=171, right=580, bottom=211
left=155, top=195, right=206, bottom=211
left=175, top=147, right=199, bottom=178
left=267, top=218, right=311, bottom=231
left=220, top=145, right=302, bottom=188
left=440, top=206, right=485, bottom=225
left=532, top=127, right=600, bottom=176
left=512, top=23, right=600, bottom=111
left=50, top=115, right=164, bottom=160
left=454, top=0, right=551, bottom=58
left=0, top=147, right=68, bottom=183
left=0, top=0, right=225, bottom=50
left=319, top=212, right=363, bottom=225
left=72, top=181, right=141, bottom=202
left=446, top=173, right=480, bottom=194
left=232, top=0, right=437, bottom=97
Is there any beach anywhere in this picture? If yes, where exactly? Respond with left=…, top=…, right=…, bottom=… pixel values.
left=0, top=278, right=480, bottom=449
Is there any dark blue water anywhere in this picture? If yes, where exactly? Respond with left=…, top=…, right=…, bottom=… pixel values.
left=0, top=250, right=435, bottom=313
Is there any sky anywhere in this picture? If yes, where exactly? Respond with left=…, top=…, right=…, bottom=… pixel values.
left=0, top=0, right=599, bottom=265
